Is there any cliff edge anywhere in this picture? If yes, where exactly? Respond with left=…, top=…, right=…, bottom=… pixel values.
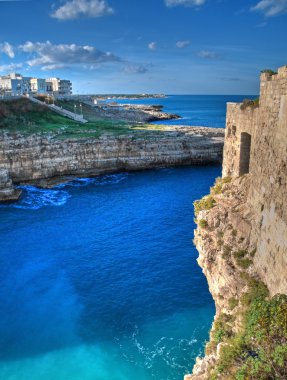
left=186, top=65, right=287, bottom=379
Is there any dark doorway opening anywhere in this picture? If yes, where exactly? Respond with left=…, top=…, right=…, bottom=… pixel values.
left=239, top=133, right=251, bottom=175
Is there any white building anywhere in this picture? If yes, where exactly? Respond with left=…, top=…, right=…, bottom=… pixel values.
left=0, top=74, right=22, bottom=96
left=0, top=73, right=72, bottom=97
left=30, top=78, right=47, bottom=95
left=46, top=77, right=72, bottom=96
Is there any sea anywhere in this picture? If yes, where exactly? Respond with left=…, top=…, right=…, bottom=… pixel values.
left=0, top=95, right=253, bottom=380
left=111, top=94, right=255, bottom=128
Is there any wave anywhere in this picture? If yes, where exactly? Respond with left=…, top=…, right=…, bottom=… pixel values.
left=1, top=173, right=129, bottom=210
left=57, top=173, right=129, bottom=189
left=4, top=186, right=71, bottom=210
left=116, top=325, right=197, bottom=379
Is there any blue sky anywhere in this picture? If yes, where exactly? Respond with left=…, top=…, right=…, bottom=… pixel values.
left=0, top=0, right=286, bottom=94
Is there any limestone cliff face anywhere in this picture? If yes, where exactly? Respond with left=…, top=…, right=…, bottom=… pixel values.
left=0, top=169, right=21, bottom=202
left=0, top=126, right=224, bottom=200
left=186, top=65, right=287, bottom=380
left=188, top=176, right=255, bottom=379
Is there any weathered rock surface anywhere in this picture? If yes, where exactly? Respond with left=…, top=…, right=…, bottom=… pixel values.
left=120, top=104, right=181, bottom=122
left=189, top=176, right=253, bottom=379
left=0, top=168, right=21, bottom=202
left=0, top=126, right=224, bottom=190
left=186, top=65, right=287, bottom=379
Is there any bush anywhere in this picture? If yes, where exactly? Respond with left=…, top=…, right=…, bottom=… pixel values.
left=215, top=293, right=287, bottom=379
left=236, top=258, right=252, bottom=269
left=213, top=313, right=233, bottom=344
left=233, top=250, right=247, bottom=259
left=228, top=297, right=239, bottom=310
left=240, top=98, right=260, bottom=111
left=211, top=176, right=232, bottom=195
left=194, top=195, right=216, bottom=216
left=222, top=245, right=232, bottom=260
left=199, top=219, right=208, bottom=228
left=261, top=69, right=277, bottom=76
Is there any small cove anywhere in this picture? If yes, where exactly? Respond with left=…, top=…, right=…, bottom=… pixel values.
left=0, top=166, right=220, bottom=380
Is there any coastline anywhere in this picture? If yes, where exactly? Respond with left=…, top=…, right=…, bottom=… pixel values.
left=0, top=125, right=224, bottom=202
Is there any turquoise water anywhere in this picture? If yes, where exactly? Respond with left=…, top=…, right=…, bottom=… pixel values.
left=113, top=94, right=256, bottom=128
left=0, top=166, right=220, bottom=380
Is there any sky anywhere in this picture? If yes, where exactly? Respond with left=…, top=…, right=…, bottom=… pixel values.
left=0, top=0, right=287, bottom=94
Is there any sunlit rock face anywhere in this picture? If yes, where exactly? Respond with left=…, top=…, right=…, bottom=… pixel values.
left=0, top=126, right=224, bottom=187
left=188, top=65, right=287, bottom=379
left=0, top=168, right=21, bottom=202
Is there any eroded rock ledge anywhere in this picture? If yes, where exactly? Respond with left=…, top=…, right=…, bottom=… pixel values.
left=0, top=126, right=224, bottom=199
left=0, top=169, right=21, bottom=202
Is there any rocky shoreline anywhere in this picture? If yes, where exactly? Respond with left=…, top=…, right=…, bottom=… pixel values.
left=0, top=125, right=224, bottom=202
left=0, top=169, right=22, bottom=202
left=117, top=103, right=181, bottom=122
left=81, top=101, right=181, bottom=123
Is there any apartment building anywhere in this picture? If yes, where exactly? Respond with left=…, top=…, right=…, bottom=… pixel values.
left=0, top=73, right=72, bottom=97
left=46, top=77, right=72, bottom=96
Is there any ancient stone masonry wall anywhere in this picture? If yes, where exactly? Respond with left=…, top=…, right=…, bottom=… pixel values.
left=0, top=127, right=224, bottom=186
left=222, top=65, right=287, bottom=295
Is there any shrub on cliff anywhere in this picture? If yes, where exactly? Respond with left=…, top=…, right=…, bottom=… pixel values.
left=199, top=219, right=208, bottom=228
left=236, top=294, right=287, bottom=379
left=211, top=177, right=232, bottom=195
left=240, top=98, right=260, bottom=111
left=215, top=285, right=287, bottom=379
left=194, top=195, right=216, bottom=217
left=261, top=69, right=277, bottom=76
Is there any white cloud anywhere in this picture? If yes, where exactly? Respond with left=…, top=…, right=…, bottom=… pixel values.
left=176, top=40, right=190, bottom=48
left=251, top=0, right=287, bottom=16
left=19, top=41, right=121, bottom=69
left=148, top=42, right=157, bottom=50
left=0, top=63, right=22, bottom=73
left=41, top=64, right=67, bottom=71
left=197, top=50, right=218, bottom=59
left=0, top=42, right=15, bottom=58
left=51, top=0, right=114, bottom=20
left=165, top=0, right=206, bottom=8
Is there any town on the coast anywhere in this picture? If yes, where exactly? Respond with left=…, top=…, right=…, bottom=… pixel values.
left=0, top=73, right=72, bottom=97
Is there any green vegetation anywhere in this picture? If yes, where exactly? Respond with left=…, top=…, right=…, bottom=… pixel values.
left=228, top=297, right=239, bottom=310
left=240, top=98, right=260, bottom=111
left=211, top=176, right=232, bottom=195
left=217, top=295, right=287, bottom=379
left=208, top=267, right=287, bottom=380
left=0, top=98, right=168, bottom=139
left=194, top=195, right=216, bottom=217
left=236, top=257, right=253, bottom=269
left=233, top=249, right=247, bottom=259
left=261, top=69, right=277, bottom=76
left=240, top=276, right=269, bottom=307
left=222, top=245, right=232, bottom=260
left=199, top=219, right=208, bottom=228
left=212, top=313, right=234, bottom=344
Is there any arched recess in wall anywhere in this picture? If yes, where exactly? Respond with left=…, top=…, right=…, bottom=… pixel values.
left=239, top=132, right=252, bottom=175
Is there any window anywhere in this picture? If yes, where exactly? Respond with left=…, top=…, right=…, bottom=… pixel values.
left=239, top=132, right=251, bottom=175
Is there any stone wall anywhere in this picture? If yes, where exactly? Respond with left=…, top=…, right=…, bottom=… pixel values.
left=222, top=64, right=287, bottom=295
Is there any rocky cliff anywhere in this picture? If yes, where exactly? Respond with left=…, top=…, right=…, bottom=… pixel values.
left=0, top=126, right=224, bottom=201
left=186, top=66, right=287, bottom=379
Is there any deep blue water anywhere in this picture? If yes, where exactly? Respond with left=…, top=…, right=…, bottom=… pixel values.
left=0, top=166, right=220, bottom=380
left=112, top=95, right=256, bottom=128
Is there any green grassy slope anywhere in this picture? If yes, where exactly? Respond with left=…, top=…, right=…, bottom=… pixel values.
left=0, top=98, right=160, bottom=139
